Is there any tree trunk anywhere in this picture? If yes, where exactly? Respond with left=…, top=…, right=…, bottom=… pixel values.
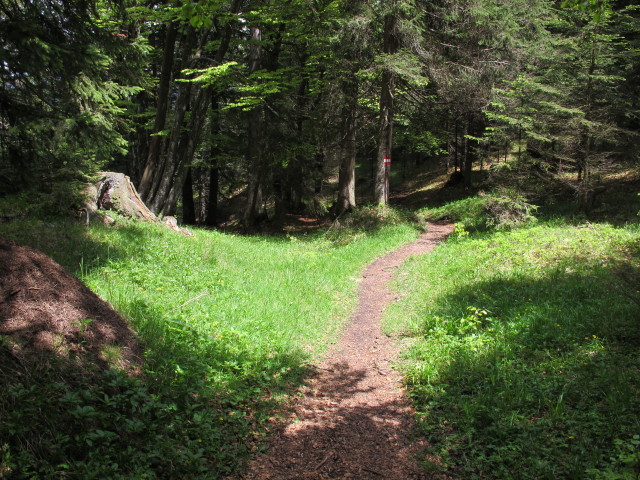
left=205, top=166, right=219, bottom=227
left=147, top=0, right=243, bottom=216
left=159, top=84, right=212, bottom=216
left=336, top=76, right=358, bottom=214
left=182, top=167, right=196, bottom=224
left=463, top=122, right=472, bottom=190
left=243, top=25, right=267, bottom=226
left=85, top=172, right=159, bottom=223
left=580, top=36, right=597, bottom=197
left=375, top=11, right=398, bottom=205
left=139, top=22, right=178, bottom=200
left=200, top=0, right=243, bottom=226
left=454, top=121, right=459, bottom=172
left=145, top=28, right=197, bottom=213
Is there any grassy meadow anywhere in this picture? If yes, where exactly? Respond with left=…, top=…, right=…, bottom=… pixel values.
left=385, top=213, right=640, bottom=479
left=0, top=208, right=419, bottom=478
left=1, top=180, right=639, bottom=478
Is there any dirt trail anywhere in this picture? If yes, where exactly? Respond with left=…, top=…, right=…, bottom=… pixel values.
left=242, top=222, right=454, bottom=479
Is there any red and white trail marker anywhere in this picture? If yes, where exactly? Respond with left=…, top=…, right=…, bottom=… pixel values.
left=383, top=156, right=391, bottom=165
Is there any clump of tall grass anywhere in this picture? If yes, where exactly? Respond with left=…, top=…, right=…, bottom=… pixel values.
left=420, top=188, right=537, bottom=232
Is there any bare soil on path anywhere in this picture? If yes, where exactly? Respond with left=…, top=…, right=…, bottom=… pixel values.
left=242, top=222, right=454, bottom=479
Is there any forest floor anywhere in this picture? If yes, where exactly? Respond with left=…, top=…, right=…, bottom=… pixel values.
left=0, top=237, right=141, bottom=371
left=240, top=221, right=454, bottom=480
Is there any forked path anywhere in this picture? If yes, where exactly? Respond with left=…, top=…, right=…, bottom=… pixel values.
left=242, top=222, right=454, bottom=479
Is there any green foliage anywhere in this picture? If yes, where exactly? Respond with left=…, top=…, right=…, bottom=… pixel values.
left=180, top=62, right=239, bottom=88
left=0, top=1, right=148, bottom=210
left=483, top=4, right=638, bottom=201
left=420, top=191, right=538, bottom=232
left=561, top=0, right=612, bottom=20
left=385, top=220, right=640, bottom=479
left=326, top=205, right=420, bottom=246
left=587, top=435, right=640, bottom=479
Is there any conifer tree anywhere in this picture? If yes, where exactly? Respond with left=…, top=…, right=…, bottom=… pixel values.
left=0, top=0, right=146, bottom=210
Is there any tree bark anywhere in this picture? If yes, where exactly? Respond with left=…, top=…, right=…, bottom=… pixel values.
left=336, top=76, right=358, bottom=214
left=86, top=172, right=159, bottom=223
left=375, top=11, right=398, bottom=205
left=243, top=25, right=266, bottom=226
left=205, top=165, right=219, bottom=226
left=139, top=22, right=178, bottom=200
left=145, top=27, right=197, bottom=213
left=182, top=167, right=196, bottom=224
left=463, top=121, right=472, bottom=190
left=159, top=83, right=212, bottom=216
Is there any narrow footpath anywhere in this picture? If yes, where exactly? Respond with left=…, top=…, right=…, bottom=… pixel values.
left=242, top=222, right=454, bottom=479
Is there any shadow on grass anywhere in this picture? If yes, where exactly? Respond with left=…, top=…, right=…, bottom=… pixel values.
left=0, top=218, right=154, bottom=275
left=408, top=264, right=640, bottom=479
left=0, top=296, right=311, bottom=478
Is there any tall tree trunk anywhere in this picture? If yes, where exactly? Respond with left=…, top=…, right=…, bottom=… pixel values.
left=202, top=0, right=243, bottom=226
left=182, top=167, right=196, bottom=224
left=243, top=25, right=266, bottom=226
left=147, top=75, right=193, bottom=213
left=454, top=121, right=459, bottom=171
left=205, top=165, right=219, bottom=226
left=139, top=22, right=177, bottom=200
left=463, top=121, right=472, bottom=190
left=159, top=84, right=212, bottom=216
left=336, top=76, right=358, bottom=214
left=147, top=1, right=243, bottom=216
left=146, top=28, right=197, bottom=213
left=375, top=11, right=398, bottom=205
left=581, top=36, right=597, bottom=192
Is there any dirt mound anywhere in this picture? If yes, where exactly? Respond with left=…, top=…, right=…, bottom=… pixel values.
left=0, top=237, right=141, bottom=371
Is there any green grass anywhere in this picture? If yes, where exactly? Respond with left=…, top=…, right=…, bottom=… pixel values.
left=385, top=220, right=640, bottom=479
left=0, top=207, right=419, bottom=479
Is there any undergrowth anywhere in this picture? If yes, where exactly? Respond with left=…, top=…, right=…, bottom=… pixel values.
left=0, top=207, right=419, bottom=479
left=385, top=220, right=640, bottom=479
left=419, top=188, right=537, bottom=232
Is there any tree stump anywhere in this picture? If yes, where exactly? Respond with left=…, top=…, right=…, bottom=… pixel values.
left=83, top=173, right=193, bottom=236
left=83, top=172, right=159, bottom=225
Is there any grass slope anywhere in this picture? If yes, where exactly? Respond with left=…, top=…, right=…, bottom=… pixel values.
left=0, top=207, right=419, bottom=479
left=385, top=220, right=640, bottom=479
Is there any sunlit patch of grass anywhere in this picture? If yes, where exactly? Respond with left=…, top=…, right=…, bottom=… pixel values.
left=385, top=221, right=640, bottom=479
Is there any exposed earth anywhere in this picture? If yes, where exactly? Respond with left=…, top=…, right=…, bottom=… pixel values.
left=0, top=237, right=141, bottom=371
left=240, top=222, right=454, bottom=479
